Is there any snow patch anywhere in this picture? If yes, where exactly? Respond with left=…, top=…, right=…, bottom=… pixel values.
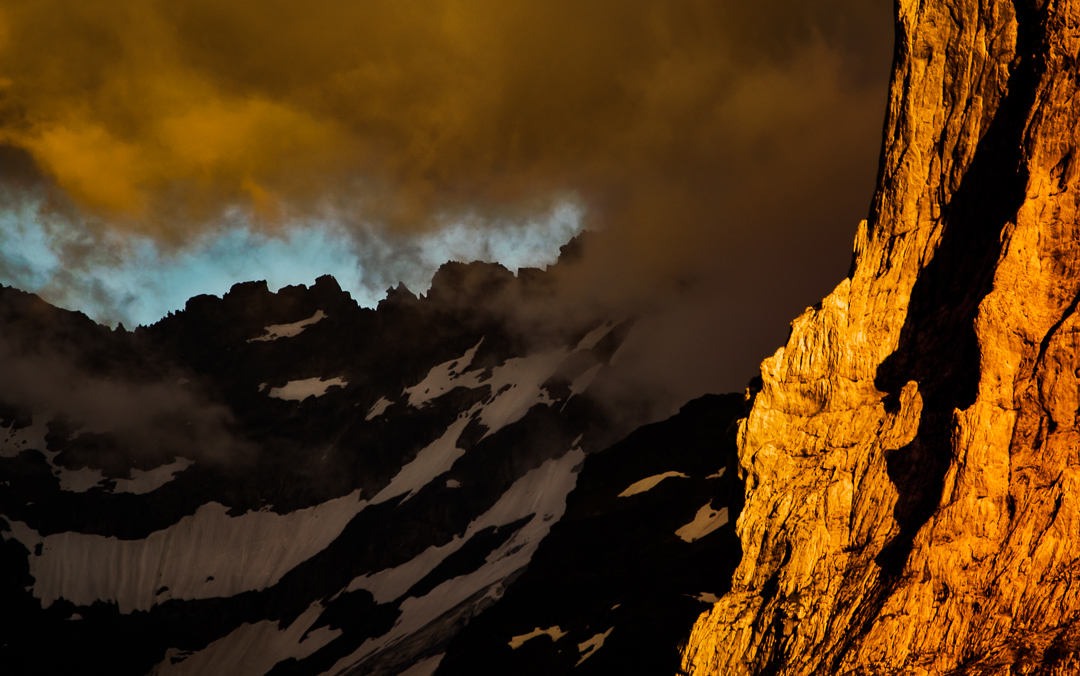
left=49, top=448, right=105, bottom=494
left=404, top=339, right=484, bottom=407
left=3, top=416, right=189, bottom=493
left=691, top=592, right=720, bottom=603
left=398, top=654, right=445, bottom=676
left=576, top=627, right=613, bottom=665
left=248, top=310, right=326, bottom=342
left=269, top=377, right=347, bottom=401
left=404, top=342, right=569, bottom=438
left=509, top=626, right=566, bottom=649
left=675, top=503, right=729, bottom=542
left=574, top=321, right=614, bottom=352
left=568, top=363, right=603, bottom=398
left=1, top=420, right=48, bottom=459
left=2, top=419, right=116, bottom=492
left=369, top=415, right=472, bottom=505
left=446, top=479, right=460, bottom=488
left=346, top=449, right=582, bottom=603
left=617, top=471, right=688, bottom=498
left=112, top=458, right=194, bottom=495
left=706, top=468, right=727, bottom=479
left=365, top=396, right=392, bottom=421
left=4, top=490, right=368, bottom=613
left=56, top=466, right=107, bottom=493
left=473, top=349, right=568, bottom=439
left=334, top=449, right=585, bottom=673
left=151, top=602, right=340, bottom=676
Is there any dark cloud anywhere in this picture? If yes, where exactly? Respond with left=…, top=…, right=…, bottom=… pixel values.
left=0, top=1, right=890, bottom=230
left=0, top=0, right=895, bottom=401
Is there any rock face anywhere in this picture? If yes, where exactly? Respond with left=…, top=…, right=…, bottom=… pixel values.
left=681, top=0, right=1080, bottom=673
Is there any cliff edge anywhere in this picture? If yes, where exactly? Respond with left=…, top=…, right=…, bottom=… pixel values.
left=682, top=0, right=1080, bottom=674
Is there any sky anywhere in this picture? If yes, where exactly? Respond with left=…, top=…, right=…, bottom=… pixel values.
left=0, top=0, right=895, bottom=406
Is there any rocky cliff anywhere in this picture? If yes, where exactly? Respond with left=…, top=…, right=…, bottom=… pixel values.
left=681, top=0, right=1080, bottom=674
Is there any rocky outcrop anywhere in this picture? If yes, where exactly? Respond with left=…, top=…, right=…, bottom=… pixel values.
left=682, top=0, right=1080, bottom=674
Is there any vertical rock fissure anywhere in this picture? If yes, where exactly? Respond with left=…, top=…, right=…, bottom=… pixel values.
left=865, top=0, right=1041, bottom=601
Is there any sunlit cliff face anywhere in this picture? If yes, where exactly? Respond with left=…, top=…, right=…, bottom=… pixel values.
left=0, top=0, right=893, bottom=398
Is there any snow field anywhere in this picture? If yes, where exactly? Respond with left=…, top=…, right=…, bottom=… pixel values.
left=4, top=489, right=367, bottom=612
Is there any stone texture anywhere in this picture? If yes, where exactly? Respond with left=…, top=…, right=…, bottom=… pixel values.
left=681, top=0, right=1080, bottom=673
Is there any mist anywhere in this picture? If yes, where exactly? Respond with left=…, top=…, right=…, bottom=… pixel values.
left=0, top=331, right=257, bottom=474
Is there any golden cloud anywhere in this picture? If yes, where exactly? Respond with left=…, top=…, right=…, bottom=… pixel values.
left=1, top=2, right=887, bottom=226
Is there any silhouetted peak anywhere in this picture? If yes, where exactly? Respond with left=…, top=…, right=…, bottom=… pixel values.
left=427, top=260, right=515, bottom=306
left=378, top=282, right=419, bottom=310
left=313, top=274, right=342, bottom=294
left=557, top=233, right=587, bottom=264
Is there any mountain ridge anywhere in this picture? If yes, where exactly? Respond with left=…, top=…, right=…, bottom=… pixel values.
left=0, top=251, right=741, bottom=675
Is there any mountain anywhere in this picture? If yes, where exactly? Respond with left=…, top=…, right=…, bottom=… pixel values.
left=7, top=1, right=1080, bottom=674
left=0, top=251, right=744, bottom=676
left=680, top=1, right=1080, bottom=674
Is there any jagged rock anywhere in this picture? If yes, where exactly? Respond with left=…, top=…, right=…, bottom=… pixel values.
left=682, top=0, right=1080, bottom=674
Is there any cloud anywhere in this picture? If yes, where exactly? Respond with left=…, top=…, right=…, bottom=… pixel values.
left=0, top=0, right=895, bottom=400
left=0, top=1, right=888, bottom=230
